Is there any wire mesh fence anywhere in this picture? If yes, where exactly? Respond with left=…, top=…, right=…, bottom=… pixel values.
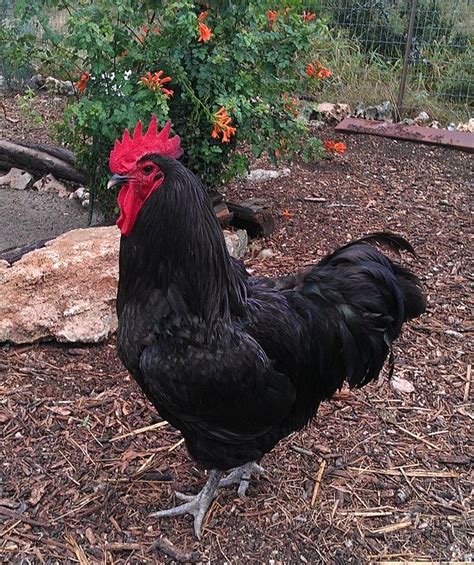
left=308, top=0, right=473, bottom=107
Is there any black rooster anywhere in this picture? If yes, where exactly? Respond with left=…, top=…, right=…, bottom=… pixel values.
left=108, top=118, right=426, bottom=538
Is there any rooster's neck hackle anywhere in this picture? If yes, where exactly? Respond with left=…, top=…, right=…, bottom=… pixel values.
left=118, top=156, right=247, bottom=326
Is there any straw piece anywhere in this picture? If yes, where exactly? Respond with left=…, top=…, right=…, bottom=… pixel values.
left=348, top=467, right=459, bottom=478
left=111, top=421, right=168, bottom=441
left=311, top=460, right=327, bottom=507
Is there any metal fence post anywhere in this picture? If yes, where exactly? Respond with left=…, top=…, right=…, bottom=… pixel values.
left=396, top=0, right=418, bottom=121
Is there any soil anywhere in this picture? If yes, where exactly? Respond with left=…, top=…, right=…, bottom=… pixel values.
left=1, top=93, right=473, bottom=563
left=0, top=189, right=100, bottom=251
left=0, top=94, right=102, bottom=252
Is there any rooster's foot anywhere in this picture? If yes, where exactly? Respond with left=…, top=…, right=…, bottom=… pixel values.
left=219, top=461, right=267, bottom=498
left=149, top=469, right=223, bottom=540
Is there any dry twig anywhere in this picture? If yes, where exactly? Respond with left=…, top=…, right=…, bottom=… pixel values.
left=464, top=363, right=471, bottom=402
left=311, top=459, right=327, bottom=507
left=150, top=537, right=199, bottom=563
left=111, top=420, right=168, bottom=441
left=0, top=507, right=50, bottom=528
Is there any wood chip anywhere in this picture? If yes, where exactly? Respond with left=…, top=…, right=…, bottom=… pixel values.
left=65, top=534, right=90, bottom=565
left=0, top=506, right=50, bottom=527
left=168, top=437, right=185, bottom=452
left=151, top=537, right=199, bottom=563
left=392, top=424, right=442, bottom=451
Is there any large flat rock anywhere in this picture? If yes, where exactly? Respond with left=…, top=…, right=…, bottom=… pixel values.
left=0, top=225, right=247, bottom=344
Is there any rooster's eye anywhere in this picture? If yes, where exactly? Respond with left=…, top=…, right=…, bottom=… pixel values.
left=143, top=165, right=154, bottom=174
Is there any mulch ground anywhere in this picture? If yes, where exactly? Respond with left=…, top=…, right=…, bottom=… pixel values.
left=1, top=94, right=473, bottom=563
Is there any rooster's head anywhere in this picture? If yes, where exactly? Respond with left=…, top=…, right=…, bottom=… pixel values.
left=108, top=116, right=182, bottom=236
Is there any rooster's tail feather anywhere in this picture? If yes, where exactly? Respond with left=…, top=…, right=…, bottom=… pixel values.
left=300, top=232, right=426, bottom=393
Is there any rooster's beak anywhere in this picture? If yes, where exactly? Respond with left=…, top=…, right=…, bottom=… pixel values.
left=107, top=174, right=130, bottom=190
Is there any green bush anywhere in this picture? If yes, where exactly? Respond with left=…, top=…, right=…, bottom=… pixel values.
left=300, top=137, right=324, bottom=163
left=11, top=1, right=331, bottom=217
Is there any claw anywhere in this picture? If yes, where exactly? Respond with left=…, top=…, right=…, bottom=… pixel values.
left=150, top=470, right=223, bottom=540
left=219, top=461, right=267, bottom=498
left=149, top=463, right=267, bottom=537
left=175, top=492, right=196, bottom=502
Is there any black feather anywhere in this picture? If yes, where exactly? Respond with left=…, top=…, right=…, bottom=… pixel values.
left=116, top=155, right=426, bottom=470
left=327, top=231, right=417, bottom=258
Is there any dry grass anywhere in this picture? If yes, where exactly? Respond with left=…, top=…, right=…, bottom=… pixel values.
left=312, top=31, right=473, bottom=124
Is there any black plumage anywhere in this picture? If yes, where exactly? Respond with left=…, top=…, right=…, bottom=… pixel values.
left=116, top=154, right=426, bottom=472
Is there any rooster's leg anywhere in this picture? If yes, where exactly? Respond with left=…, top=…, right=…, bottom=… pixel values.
left=219, top=461, right=267, bottom=498
left=150, top=469, right=223, bottom=540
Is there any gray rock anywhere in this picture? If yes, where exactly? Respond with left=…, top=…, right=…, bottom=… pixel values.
left=44, top=76, right=75, bottom=96
left=315, top=102, right=351, bottom=123
left=70, top=186, right=86, bottom=200
left=395, top=489, right=409, bottom=504
left=33, top=174, right=69, bottom=197
left=29, top=74, right=76, bottom=96
left=258, top=248, right=274, bottom=260
left=298, top=101, right=350, bottom=124
left=0, top=226, right=119, bottom=344
left=445, top=329, right=464, bottom=339
left=390, top=375, right=415, bottom=394
left=247, top=168, right=290, bottom=182
left=0, top=168, right=34, bottom=190
left=354, top=101, right=393, bottom=122
left=309, top=120, right=325, bottom=131
left=414, top=111, right=430, bottom=124
left=223, top=229, right=248, bottom=260
left=457, top=118, right=474, bottom=132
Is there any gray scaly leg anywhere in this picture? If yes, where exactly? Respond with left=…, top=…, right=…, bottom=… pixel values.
left=150, top=469, right=223, bottom=539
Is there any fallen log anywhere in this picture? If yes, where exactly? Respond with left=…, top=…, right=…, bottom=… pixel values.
left=227, top=198, right=276, bottom=237
left=0, top=238, right=53, bottom=265
left=214, top=201, right=233, bottom=227
left=0, top=140, right=88, bottom=184
left=24, top=143, right=77, bottom=166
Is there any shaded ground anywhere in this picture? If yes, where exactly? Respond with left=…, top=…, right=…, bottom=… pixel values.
left=0, top=94, right=102, bottom=252
left=0, top=189, right=100, bottom=251
left=1, top=95, right=473, bottom=563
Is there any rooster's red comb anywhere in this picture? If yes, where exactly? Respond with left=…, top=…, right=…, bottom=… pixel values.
left=109, top=116, right=183, bottom=174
